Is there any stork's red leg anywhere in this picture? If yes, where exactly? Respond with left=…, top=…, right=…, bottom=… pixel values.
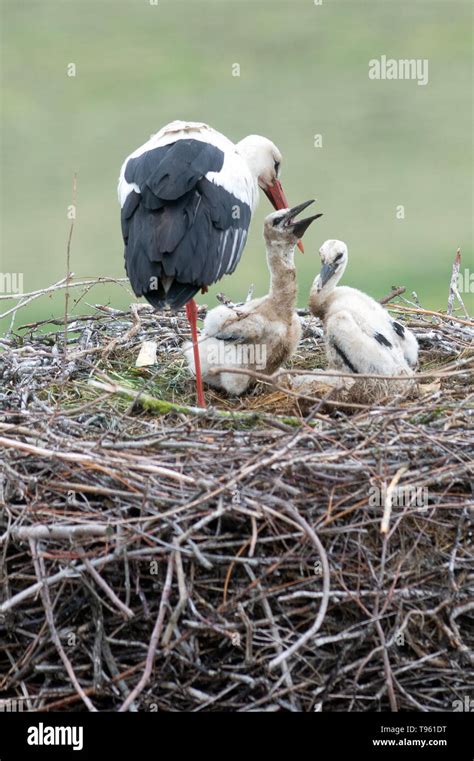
left=185, top=299, right=206, bottom=408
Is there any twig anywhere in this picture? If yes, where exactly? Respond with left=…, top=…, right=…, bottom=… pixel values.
left=80, top=554, right=135, bottom=621
left=268, top=504, right=330, bottom=670
left=118, top=553, right=174, bottom=711
left=0, top=276, right=129, bottom=302
left=88, top=377, right=314, bottom=427
left=447, top=248, right=468, bottom=318
left=64, top=174, right=77, bottom=360
left=29, top=539, right=98, bottom=712
left=0, top=436, right=197, bottom=485
left=379, top=286, right=406, bottom=305
left=0, top=523, right=108, bottom=545
left=0, top=547, right=166, bottom=615
left=381, top=466, right=408, bottom=534
left=387, top=303, right=472, bottom=327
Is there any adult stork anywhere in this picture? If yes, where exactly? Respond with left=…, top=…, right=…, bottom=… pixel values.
left=118, top=120, right=299, bottom=407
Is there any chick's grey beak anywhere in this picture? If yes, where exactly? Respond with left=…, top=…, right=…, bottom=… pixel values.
left=291, top=213, right=323, bottom=239
left=282, top=199, right=323, bottom=243
left=319, top=262, right=337, bottom=287
left=284, top=199, right=315, bottom=219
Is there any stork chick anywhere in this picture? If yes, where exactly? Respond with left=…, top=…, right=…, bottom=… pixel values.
left=303, top=239, right=419, bottom=402
left=184, top=200, right=322, bottom=395
left=310, top=239, right=418, bottom=373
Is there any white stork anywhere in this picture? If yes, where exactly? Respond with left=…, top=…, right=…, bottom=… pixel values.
left=118, top=120, right=299, bottom=407
left=184, top=200, right=322, bottom=395
left=309, top=239, right=419, bottom=377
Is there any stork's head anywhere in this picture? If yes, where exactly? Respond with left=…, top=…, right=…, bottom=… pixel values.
left=315, top=239, right=348, bottom=290
left=236, top=134, right=309, bottom=252
left=236, top=135, right=282, bottom=195
left=264, top=200, right=322, bottom=252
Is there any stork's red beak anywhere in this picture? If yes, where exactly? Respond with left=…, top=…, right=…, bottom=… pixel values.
left=263, top=179, right=289, bottom=211
left=263, top=180, right=305, bottom=253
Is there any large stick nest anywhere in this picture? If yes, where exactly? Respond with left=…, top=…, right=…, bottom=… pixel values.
left=0, top=289, right=472, bottom=712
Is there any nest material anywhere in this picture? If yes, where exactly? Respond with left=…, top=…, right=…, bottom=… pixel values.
left=0, top=295, right=473, bottom=713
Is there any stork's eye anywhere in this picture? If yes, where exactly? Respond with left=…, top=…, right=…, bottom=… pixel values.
left=274, top=161, right=280, bottom=176
left=335, top=252, right=344, bottom=262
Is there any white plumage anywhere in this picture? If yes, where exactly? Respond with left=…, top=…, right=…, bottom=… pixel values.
left=309, top=239, right=418, bottom=379
left=118, top=120, right=260, bottom=211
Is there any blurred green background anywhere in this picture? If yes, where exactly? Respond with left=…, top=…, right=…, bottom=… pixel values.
left=1, top=0, right=473, bottom=332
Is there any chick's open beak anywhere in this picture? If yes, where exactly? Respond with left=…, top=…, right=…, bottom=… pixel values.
left=264, top=181, right=308, bottom=253
left=282, top=199, right=323, bottom=244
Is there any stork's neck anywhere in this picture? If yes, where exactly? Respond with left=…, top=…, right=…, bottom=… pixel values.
left=310, top=279, right=330, bottom=318
left=266, top=239, right=298, bottom=313
left=235, top=137, right=266, bottom=182
left=234, top=137, right=270, bottom=205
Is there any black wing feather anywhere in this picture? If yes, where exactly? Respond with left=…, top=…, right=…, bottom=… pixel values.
left=374, top=332, right=392, bottom=348
left=392, top=321, right=405, bottom=339
left=121, top=139, right=252, bottom=310
left=331, top=340, right=359, bottom=374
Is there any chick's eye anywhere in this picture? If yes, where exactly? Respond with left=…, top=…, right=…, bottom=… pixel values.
left=272, top=215, right=282, bottom=226
left=335, top=252, right=344, bottom=262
